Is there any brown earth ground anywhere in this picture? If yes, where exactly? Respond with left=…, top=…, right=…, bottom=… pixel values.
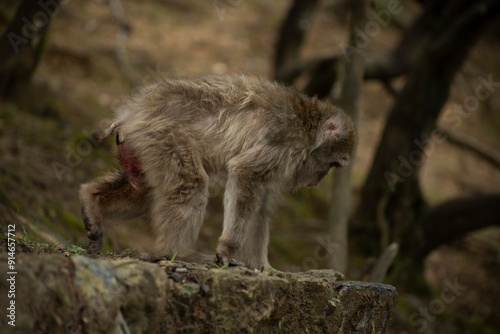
left=1, top=0, right=500, bottom=332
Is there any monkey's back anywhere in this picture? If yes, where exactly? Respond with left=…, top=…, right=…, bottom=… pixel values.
left=114, top=74, right=331, bottom=187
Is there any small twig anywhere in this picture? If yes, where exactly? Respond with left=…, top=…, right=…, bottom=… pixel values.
left=376, top=193, right=390, bottom=251
left=368, top=242, right=399, bottom=283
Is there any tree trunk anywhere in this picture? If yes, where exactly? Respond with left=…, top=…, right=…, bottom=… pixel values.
left=327, top=0, right=369, bottom=273
left=354, top=0, right=500, bottom=290
left=273, top=0, right=320, bottom=84
left=0, top=0, right=62, bottom=98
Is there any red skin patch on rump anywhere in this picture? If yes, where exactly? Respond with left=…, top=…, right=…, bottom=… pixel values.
left=118, top=143, right=143, bottom=178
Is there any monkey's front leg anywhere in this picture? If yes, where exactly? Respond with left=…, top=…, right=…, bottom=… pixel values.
left=240, top=194, right=271, bottom=270
left=217, top=169, right=269, bottom=269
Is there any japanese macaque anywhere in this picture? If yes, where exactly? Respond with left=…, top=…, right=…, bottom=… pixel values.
left=80, top=75, right=357, bottom=269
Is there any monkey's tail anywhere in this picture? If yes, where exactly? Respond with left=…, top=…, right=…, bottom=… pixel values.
left=99, top=120, right=125, bottom=144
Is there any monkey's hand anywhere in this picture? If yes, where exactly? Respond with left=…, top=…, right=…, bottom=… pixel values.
left=215, top=253, right=247, bottom=268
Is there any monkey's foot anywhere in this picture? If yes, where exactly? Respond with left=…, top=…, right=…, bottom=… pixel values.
left=85, top=236, right=103, bottom=255
left=215, top=253, right=247, bottom=268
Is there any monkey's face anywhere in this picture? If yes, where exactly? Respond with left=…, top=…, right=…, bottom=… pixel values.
left=295, top=110, right=357, bottom=188
left=308, top=143, right=353, bottom=185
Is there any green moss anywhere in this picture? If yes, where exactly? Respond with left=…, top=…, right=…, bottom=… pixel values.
left=176, top=283, right=201, bottom=300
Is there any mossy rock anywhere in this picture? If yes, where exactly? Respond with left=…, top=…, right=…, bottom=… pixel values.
left=0, top=254, right=397, bottom=333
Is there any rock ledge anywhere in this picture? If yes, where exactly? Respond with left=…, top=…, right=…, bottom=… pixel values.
left=0, top=254, right=397, bottom=333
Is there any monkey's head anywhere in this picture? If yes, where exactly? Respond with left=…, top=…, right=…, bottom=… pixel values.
left=295, top=103, right=357, bottom=189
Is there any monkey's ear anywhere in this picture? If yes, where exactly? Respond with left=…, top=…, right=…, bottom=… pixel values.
left=324, top=118, right=342, bottom=137
left=312, top=116, right=342, bottom=150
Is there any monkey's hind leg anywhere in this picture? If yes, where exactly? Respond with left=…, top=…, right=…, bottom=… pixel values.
left=80, top=172, right=149, bottom=254
left=143, top=131, right=210, bottom=263
left=149, top=182, right=210, bottom=263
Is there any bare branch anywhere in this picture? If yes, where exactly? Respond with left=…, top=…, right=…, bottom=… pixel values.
left=442, top=128, right=500, bottom=169
left=421, top=194, right=500, bottom=256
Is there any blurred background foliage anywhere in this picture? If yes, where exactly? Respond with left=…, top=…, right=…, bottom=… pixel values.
left=1, top=0, right=500, bottom=333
